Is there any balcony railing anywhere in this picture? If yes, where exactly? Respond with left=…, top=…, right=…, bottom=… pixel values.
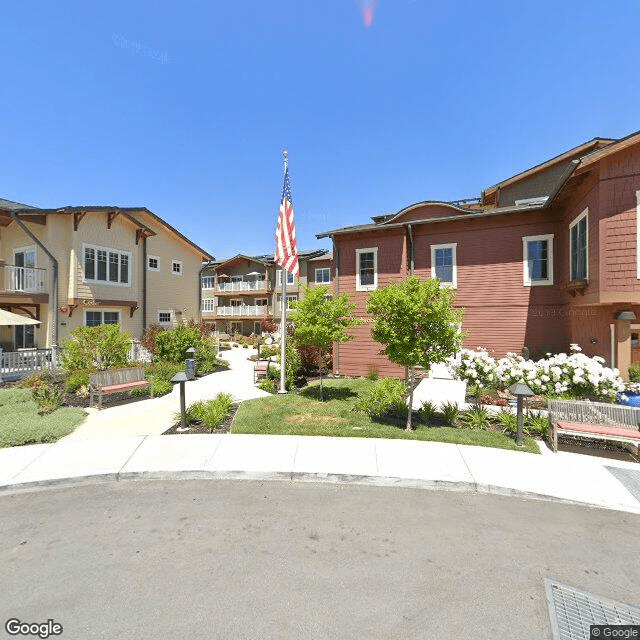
left=217, top=280, right=268, bottom=292
left=216, top=305, right=271, bottom=317
left=3, top=265, right=48, bottom=294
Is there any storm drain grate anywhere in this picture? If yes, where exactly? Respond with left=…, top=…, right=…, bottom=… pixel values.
left=545, top=580, right=640, bottom=640
left=606, top=466, right=640, bottom=503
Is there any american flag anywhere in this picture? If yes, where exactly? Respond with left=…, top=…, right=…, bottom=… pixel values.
left=275, top=164, right=299, bottom=276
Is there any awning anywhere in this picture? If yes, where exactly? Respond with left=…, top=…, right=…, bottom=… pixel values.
left=0, top=309, right=41, bottom=326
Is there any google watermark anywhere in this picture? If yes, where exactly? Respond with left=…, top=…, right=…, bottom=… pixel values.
left=5, top=619, right=62, bottom=638
left=112, top=33, right=170, bottom=64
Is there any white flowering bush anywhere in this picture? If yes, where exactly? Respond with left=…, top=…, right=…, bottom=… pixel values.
left=448, top=344, right=625, bottom=400
left=451, top=348, right=497, bottom=389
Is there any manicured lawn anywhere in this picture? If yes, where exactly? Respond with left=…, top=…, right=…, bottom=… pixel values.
left=0, top=388, right=86, bottom=448
left=232, top=379, right=540, bottom=453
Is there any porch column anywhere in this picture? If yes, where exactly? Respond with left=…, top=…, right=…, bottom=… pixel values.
left=615, top=319, right=632, bottom=381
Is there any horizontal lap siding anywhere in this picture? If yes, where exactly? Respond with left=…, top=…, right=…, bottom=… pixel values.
left=599, top=146, right=640, bottom=292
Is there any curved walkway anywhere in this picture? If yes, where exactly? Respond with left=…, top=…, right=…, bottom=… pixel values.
left=1, top=433, right=639, bottom=514
left=62, top=347, right=269, bottom=441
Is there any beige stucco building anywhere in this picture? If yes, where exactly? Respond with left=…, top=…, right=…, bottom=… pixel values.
left=0, top=198, right=213, bottom=350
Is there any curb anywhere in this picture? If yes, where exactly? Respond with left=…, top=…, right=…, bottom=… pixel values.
left=1, top=470, right=639, bottom=515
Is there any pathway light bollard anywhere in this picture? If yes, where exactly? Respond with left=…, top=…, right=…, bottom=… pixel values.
left=172, top=371, right=189, bottom=430
left=509, top=382, right=535, bottom=448
left=256, top=339, right=262, bottom=358
left=185, top=347, right=197, bottom=380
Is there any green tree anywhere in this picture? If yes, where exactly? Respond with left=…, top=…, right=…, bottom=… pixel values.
left=289, top=286, right=363, bottom=400
left=366, top=275, right=465, bottom=431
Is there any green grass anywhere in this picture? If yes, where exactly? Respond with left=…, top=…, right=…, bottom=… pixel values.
left=232, top=379, right=540, bottom=453
left=0, top=388, right=86, bottom=448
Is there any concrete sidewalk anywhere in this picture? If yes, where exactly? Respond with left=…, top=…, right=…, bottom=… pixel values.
left=1, top=434, right=639, bottom=514
left=63, top=346, right=270, bottom=441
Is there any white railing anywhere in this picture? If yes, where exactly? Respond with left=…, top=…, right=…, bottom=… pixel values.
left=0, top=348, right=57, bottom=379
left=217, top=305, right=270, bottom=317
left=217, top=280, right=267, bottom=292
left=3, top=265, right=47, bottom=293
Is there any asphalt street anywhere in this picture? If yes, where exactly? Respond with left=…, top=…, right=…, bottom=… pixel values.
left=1, top=479, right=639, bottom=640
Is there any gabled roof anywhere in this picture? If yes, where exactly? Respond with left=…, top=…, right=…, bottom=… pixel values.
left=209, top=249, right=330, bottom=270
left=482, top=137, right=614, bottom=199
left=0, top=201, right=214, bottom=261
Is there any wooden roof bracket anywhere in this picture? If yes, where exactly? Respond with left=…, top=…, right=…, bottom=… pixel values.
left=73, top=211, right=86, bottom=231
left=107, top=211, right=119, bottom=229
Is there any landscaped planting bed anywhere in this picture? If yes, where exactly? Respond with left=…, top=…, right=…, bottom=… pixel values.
left=232, top=378, right=540, bottom=453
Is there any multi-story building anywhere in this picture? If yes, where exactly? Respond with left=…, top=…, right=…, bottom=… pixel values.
left=318, top=132, right=640, bottom=379
left=0, top=198, right=213, bottom=350
left=201, top=250, right=332, bottom=335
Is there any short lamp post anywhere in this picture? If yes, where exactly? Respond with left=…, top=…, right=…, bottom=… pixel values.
left=509, top=382, right=535, bottom=448
left=185, top=347, right=197, bottom=380
left=171, top=371, right=189, bottom=430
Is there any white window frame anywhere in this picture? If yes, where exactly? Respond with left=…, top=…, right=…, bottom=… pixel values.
left=255, top=298, right=268, bottom=307
left=356, top=247, right=378, bottom=292
left=13, top=245, right=37, bottom=267
left=230, top=321, right=242, bottom=334
left=147, top=255, right=160, bottom=272
left=84, top=309, right=121, bottom=327
left=157, top=310, right=173, bottom=325
left=569, top=208, right=589, bottom=281
left=201, top=275, right=215, bottom=289
left=315, top=267, right=331, bottom=284
left=277, top=269, right=296, bottom=286
left=202, top=298, right=215, bottom=312
left=522, top=234, right=554, bottom=286
left=430, top=243, right=457, bottom=288
left=253, top=321, right=261, bottom=335
left=82, top=243, right=132, bottom=287
left=636, top=190, right=640, bottom=279
left=171, top=260, right=183, bottom=276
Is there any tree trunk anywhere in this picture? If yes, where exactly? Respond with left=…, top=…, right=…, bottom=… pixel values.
left=319, top=349, right=324, bottom=401
left=405, top=366, right=414, bottom=431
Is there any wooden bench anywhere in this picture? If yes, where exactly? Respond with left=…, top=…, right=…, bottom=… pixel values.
left=548, top=399, right=640, bottom=453
left=253, top=357, right=273, bottom=384
left=89, top=367, right=153, bottom=409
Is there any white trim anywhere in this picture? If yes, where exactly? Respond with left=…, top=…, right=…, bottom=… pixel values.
left=157, top=309, right=173, bottom=325
left=201, top=298, right=215, bottom=312
left=84, top=309, right=121, bottom=327
left=147, top=255, right=160, bottom=271
left=13, top=245, right=37, bottom=268
left=276, top=269, right=296, bottom=286
left=569, top=208, right=589, bottom=281
left=171, top=260, right=183, bottom=276
left=255, top=298, right=268, bottom=306
left=201, top=275, right=215, bottom=289
left=522, top=234, right=554, bottom=286
left=610, top=323, right=616, bottom=369
left=636, top=190, right=640, bottom=279
left=82, top=243, right=132, bottom=287
left=356, top=247, right=378, bottom=291
left=315, top=267, right=331, bottom=284
left=430, top=242, right=457, bottom=288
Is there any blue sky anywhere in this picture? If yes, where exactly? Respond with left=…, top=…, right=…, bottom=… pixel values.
left=2, top=1, right=639, bottom=260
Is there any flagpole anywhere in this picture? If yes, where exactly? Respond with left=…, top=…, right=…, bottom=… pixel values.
left=278, top=149, right=289, bottom=394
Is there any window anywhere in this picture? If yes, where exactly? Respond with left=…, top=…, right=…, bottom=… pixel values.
left=570, top=209, right=588, bottom=281
left=148, top=256, right=160, bottom=271
left=83, top=244, right=131, bottom=286
left=255, top=298, right=268, bottom=307
left=85, top=310, right=120, bottom=326
left=253, top=322, right=261, bottom=335
left=158, top=311, right=172, bottom=325
left=202, top=298, right=215, bottom=312
left=356, top=247, right=378, bottom=291
left=523, top=234, right=554, bottom=286
left=278, top=295, right=298, bottom=308
left=315, top=268, right=331, bottom=284
left=230, top=321, right=242, bottom=334
left=277, top=269, right=295, bottom=285
left=172, top=260, right=182, bottom=276
left=431, top=243, right=457, bottom=288
left=201, top=275, right=215, bottom=289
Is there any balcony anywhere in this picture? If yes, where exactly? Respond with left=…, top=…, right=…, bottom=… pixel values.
left=216, top=305, right=271, bottom=317
left=217, top=280, right=268, bottom=293
left=2, top=265, right=48, bottom=294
